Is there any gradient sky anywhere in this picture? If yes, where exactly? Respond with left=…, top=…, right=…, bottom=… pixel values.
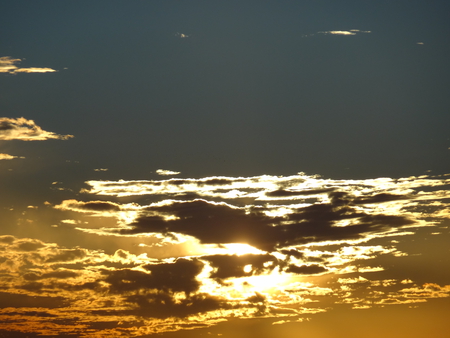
left=1, top=1, right=450, bottom=337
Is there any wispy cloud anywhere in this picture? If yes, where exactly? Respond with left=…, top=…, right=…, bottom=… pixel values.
left=319, top=30, right=357, bottom=35
left=0, top=56, right=57, bottom=74
left=304, top=29, right=372, bottom=38
left=0, top=117, right=73, bottom=141
left=156, top=169, right=181, bottom=176
left=0, top=153, right=24, bottom=160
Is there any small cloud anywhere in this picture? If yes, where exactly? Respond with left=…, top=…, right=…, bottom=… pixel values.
left=320, top=30, right=356, bottom=35
left=156, top=169, right=181, bottom=176
left=61, top=219, right=77, bottom=224
left=0, top=56, right=57, bottom=74
left=176, top=32, right=189, bottom=38
left=349, top=29, right=371, bottom=33
left=417, top=42, right=424, bottom=45
left=0, top=117, right=73, bottom=141
left=0, top=153, right=24, bottom=160
left=317, top=30, right=371, bottom=36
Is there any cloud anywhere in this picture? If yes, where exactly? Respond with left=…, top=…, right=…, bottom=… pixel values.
left=0, top=153, right=24, bottom=160
left=3, top=173, right=450, bottom=336
left=305, top=29, right=371, bottom=37
left=72, top=174, right=450, bottom=254
left=319, top=30, right=357, bottom=35
left=156, top=169, right=181, bottom=176
left=0, top=56, right=57, bottom=74
left=0, top=117, right=73, bottom=141
left=175, top=32, right=189, bottom=38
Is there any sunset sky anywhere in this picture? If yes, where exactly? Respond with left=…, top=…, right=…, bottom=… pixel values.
left=1, top=1, right=450, bottom=337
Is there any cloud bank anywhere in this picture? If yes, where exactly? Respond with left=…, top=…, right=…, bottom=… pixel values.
left=1, top=172, right=449, bottom=336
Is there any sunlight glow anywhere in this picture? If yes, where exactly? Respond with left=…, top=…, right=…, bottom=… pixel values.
left=202, top=243, right=265, bottom=256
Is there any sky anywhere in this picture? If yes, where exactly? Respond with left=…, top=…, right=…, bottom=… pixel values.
left=0, top=1, right=449, bottom=337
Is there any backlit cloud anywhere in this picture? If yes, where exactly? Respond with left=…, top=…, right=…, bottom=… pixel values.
left=2, top=172, right=449, bottom=336
left=0, top=56, right=57, bottom=74
left=0, top=153, right=23, bottom=160
left=156, top=169, right=181, bottom=176
left=0, top=117, right=73, bottom=141
left=303, top=29, right=372, bottom=38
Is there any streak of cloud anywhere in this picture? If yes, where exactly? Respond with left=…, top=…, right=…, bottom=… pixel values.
left=0, top=153, right=23, bottom=160
left=0, top=56, right=57, bottom=74
left=156, top=169, right=181, bottom=176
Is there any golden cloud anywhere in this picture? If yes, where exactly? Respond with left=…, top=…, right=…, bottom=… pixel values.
left=0, top=56, right=57, bottom=74
left=0, top=117, right=73, bottom=141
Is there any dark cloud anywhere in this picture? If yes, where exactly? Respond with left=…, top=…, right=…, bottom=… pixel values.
left=266, top=188, right=335, bottom=197
left=246, top=292, right=266, bottom=303
left=44, top=248, right=87, bottom=263
left=0, top=291, right=67, bottom=308
left=55, top=199, right=121, bottom=213
left=353, top=193, right=411, bottom=204
left=285, top=264, right=327, bottom=275
left=0, top=235, right=16, bottom=244
left=104, top=258, right=203, bottom=295
left=202, top=254, right=279, bottom=279
left=14, top=241, right=46, bottom=252
left=123, top=292, right=226, bottom=319
left=123, top=199, right=280, bottom=251
left=279, top=249, right=304, bottom=259
left=118, top=197, right=414, bottom=251
left=23, top=270, right=79, bottom=281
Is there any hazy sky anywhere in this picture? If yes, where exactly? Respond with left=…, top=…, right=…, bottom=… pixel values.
left=1, top=1, right=449, bottom=337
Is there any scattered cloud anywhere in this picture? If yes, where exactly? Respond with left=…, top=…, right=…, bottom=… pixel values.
left=2, top=230, right=447, bottom=337
left=2, top=173, right=449, bottom=336
left=0, top=117, right=73, bottom=141
left=0, top=56, right=57, bottom=74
